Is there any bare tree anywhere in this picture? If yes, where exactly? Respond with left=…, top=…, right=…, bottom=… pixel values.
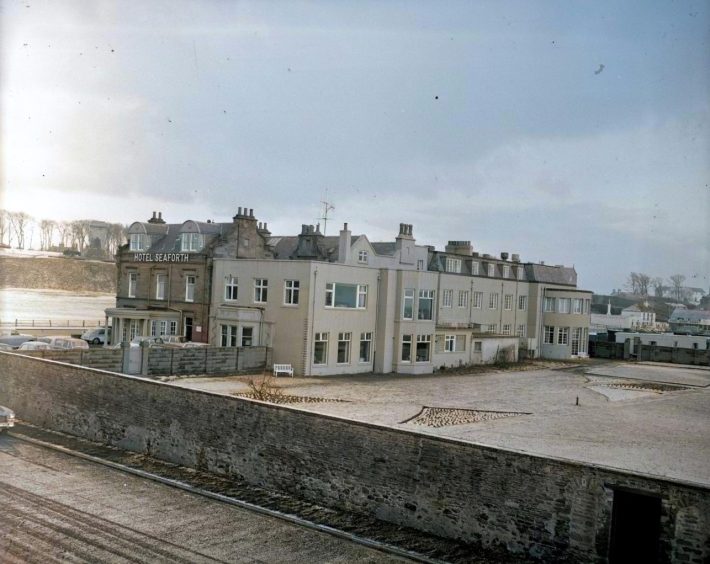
left=56, top=221, right=71, bottom=248
left=9, top=211, right=31, bottom=249
left=636, top=273, right=650, bottom=296
left=39, top=219, right=57, bottom=250
left=107, top=223, right=127, bottom=256
left=669, top=274, right=686, bottom=302
left=651, top=277, right=665, bottom=297
left=70, top=220, right=92, bottom=252
left=0, top=209, right=10, bottom=245
left=627, top=272, right=640, bottom=294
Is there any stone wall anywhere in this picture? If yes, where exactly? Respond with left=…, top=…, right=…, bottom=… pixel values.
left=0, top=255, right=116, bottom=292
left=16, top=349, right=123, bottom=372
left=0, top=352, right=708, bottom=562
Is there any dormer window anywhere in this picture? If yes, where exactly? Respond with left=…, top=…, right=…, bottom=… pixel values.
left=488, top=263, right=495, bottom=277
left=445, top=257, right=462, bottom=273
left=180, top=233, right=204, bottom=252
left=358, top=250, right=368, bottom=263
left=129, top=234, right=148, bottom=251
left=502, top=265, right=510, bottom=278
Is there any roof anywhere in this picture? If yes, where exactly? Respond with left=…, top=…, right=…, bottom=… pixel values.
left=623, top=303, right=655, bottom=313
left=370, top=242, right=396, bottom=256
left=669, top=309, right=710, bottom=323
left=526, top=264, right=577, bottom=286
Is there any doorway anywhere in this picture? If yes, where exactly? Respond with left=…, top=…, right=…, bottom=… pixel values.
left=184, top=317, right=193, bottom=341
left=609, top=489, right=661, bottom=564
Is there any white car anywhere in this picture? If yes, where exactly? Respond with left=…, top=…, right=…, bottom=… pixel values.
left=17, top=341, right=54, bottom=351
left=0, top=406, right=15, bottom=432
left=81, top=327, right=111, bottom=345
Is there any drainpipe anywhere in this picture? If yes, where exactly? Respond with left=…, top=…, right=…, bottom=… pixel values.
left=372, top=271, right=381, bottom=372
left=307, top=266, right=318, bottom=377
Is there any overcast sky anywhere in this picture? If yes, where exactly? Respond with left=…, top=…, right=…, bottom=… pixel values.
left=2, top=1, right=709, bottom=293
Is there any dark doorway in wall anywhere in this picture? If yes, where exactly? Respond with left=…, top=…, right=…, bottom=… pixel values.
left=184, top=317, right=193, bottom=341
left=609, top=489, right=661, bottom=564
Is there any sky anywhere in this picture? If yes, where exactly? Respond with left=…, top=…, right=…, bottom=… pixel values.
left=1, top=0, right=709, bottom=294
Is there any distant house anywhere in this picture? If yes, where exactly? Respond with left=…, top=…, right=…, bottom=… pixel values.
left=669, top=308, right=710, bottom=336
left=683, top=287, right=707, bottom=306
left=591, top=301, right=661, bottom=332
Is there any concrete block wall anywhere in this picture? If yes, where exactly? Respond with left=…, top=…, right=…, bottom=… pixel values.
left=143, top=346, right=269, bottom=376
left=14, top=349, right=123, bottom=372
left=0, top=352, right=708, bottom=563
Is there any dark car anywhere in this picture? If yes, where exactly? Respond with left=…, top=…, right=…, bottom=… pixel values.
left=0, top=335, right=36, bottom=349
left=0, top=406, right=15, bottom=432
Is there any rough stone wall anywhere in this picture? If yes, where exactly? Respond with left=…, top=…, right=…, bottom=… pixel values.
left=0, top=352, right=708, bottom=563
left=0, top=256, right=115, bottom=292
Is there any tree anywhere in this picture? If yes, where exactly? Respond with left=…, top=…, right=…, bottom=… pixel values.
left=637, top=273, right=650, bottom=296
left=39, top=219, right=57, bottom=250
left=0, top=209, right=10, bottom=245
left=9, top=211, right=31, bottom=249
left=56, top=221, right=71, bottom=248
left=669, top=274, right=686, bottom=302
left=651, top=277, right=665, bottom=298
left=107, top=223, right=127, bottom=256
left=70, top=220, right=92, bottom=252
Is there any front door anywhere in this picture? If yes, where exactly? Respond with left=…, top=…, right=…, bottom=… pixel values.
left=609, top=489, right=661, bottom=564
left=184, top=317, right=193, bottom=341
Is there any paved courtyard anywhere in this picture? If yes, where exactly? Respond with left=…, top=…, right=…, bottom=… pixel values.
left=171, top=361, right=710, bottom=488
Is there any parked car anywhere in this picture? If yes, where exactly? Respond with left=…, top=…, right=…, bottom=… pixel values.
left=17, top=341, right=54, bottom=351
left=0, top=406, right=15, bottom=432
left=0, top=335, right=36, bottom=349
left=0, top=343, right=15, bottom=352
left=81, top=327, right=111, bottom=345
left=130, top=336, right=165, bottom=348
left=37, top=336, right=89, bottom=350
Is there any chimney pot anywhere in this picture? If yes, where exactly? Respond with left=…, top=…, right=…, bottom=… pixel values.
left=249, top=208, right=254, bottom=217
left=343, top=222, right=348, bottom=231
left=237, top=207, right=242, bottom=216
left=264, top=222, right=268, bottom=231
left=152, top=211, right=156, bottom=219
left=501, top=252, right=509, bottom=260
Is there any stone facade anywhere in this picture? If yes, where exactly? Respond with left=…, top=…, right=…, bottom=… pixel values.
left=1, top=352, right=708, bottom=563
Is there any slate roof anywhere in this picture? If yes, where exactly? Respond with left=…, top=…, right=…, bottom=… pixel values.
left=526, top=264, right=577, bottom=286
left=669, top=309, right=710, bottom=323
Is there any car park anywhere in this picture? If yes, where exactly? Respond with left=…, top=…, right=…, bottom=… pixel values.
left=130, top=336, right=165, bottom=347
left=37, top=336, right=89, bottom=350
left=0, top=335, right=36, bottom=349
left=0, top=406, right=15, bottom=432
left=0, top=343, right=15, bottom=352
left=81, top=327, right=111, bottom=345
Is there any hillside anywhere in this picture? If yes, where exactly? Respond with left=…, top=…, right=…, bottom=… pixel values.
left=0, top=255, right=116, bottom=293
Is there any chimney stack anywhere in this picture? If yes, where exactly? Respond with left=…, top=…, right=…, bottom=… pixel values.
left=338, top=222, right=352, bottom=263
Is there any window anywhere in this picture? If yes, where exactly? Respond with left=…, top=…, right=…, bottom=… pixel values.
left=129, top=233, right=147, bottom=251
left=417, top=259, right=425, bottom=271
left=571, top=327, right=582, bottom=355
left=487, top=264, right=495, bottom=277
left=584, top=299, right=591, bottom=314
left=544, top=326, right=555, bottom=344
left=402, top=288, right=415, bottom=320
left=517, top=324, right=527, bottom=337
left=359, top=332, right=372, bottom=363
left=180, top=232, right=203, bottom=252
left=221, top=325, right=237, bottom=347
left=418, top=290, right=434, bottom=320
left=471, top=262, right=479, bottom=275
left=313, top=332, right=328, bottom=365
left=504, top=294, right=513, bottom=310
left=337, top=332, right=351, bottom=364
left=573, top=298, right=583, bottom=314
left=241, top=327, right=253, bottom=347
left=416, top=334, right=431, bottom=362
left=151, top=320, right=169, bottom=336
left=155, top=274, right=167, bottom=300
left=502, top=324, right=511, bottom=335
left=558, top=298, right=571, bottom=314
left=503, top=265, right=510, bottom=278
left=225, top=276, right=238, bottom=301
left=518, top=295, right=527, bottom=311
left=473, top=341, right=482, bottom=353
left=254, top=279, right=268, bottom=303
left=446, top=257, right=462, bottom=273
left=442, top=289, right=453, bottom=308
left=487, top=324, right=497, bottom=334
left=473, top=291, right=483, bottom=308
left=445, top=335, right=455, bottom=352
left=544, top=297, right=556, bottom=312
left=325, top=283, right=368, bottom=309
left=401, top=335, right=412, bottom=362
left=488, top=293, right=499, bottom=309
left=557, top=327, right=569, bottom=345
left=284, top=280, right=300, bottom=305
left=358, top=250, right=368, bottom=263
left=458, top=290, right=469, bottom=308
left=517, top=266, right=524, bottom=280
left=169, top=321, right=177, bottom=335
left=128, top=272, right=137, bottom=298
left=185, top=275, right=196, bottom=302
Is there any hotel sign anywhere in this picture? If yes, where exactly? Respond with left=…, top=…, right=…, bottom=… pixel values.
left=133, top=253, right=191, bottom=262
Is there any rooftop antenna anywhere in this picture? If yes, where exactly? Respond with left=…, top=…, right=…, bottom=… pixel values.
left=318, top=190, right=335, bottom=236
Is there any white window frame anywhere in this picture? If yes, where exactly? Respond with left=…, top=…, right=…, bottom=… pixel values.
left=402, top=288, right=415, bottom=320
left=504, top=294, right=513, bottom=310
left=544, top=326, right=555, bottom=344
left=325, top=283, right=368, bottom=309
left=444, top=334, right=455, bottom=352
left=502, top=324, right=511, bottom=336
left=415, top=334, right=431, bottom=362
left=401, top=334, right=412, bottom=362
left=558, top=298, right=571, bottom=314
left=284, top=280, right=300, bottom=305
left=473, top=340, right=482, bottom=353
left=458, top=290, right=469, bottom=308
left=254, top=278, right=268, bottom=303
left=473, top=291, right=483, bottom=309
left=544, top=297, right=556, bottom=312
left=487, top=324, right=497, bottom=334
left=129, top=233, right=147, bottom=251
left=241, top=327, right=254, bottom=347
left=573, top=298, right=583, bottom=314
left=180, top=232, right=204, bottom=253
left=488, top=264, right=495, bottom=277
left=442, top=289, right=453, bottom=308
left=518, top=295, right=527, bottom=311
left=225, top=276, right=238, bottom=301
left=337, top=332, right=352, bottom=364
left=313, top=332, right=328, bottom=365
left=155, top=273, right=167, bottom=301
left=127, top=272, right=137, bottom=298
left=417, top=290, right=434, bottom=320
left=221, top=324, right=238, bottom=347
left=516, top=324, right=527, bottom=337
left=558, top=327, right=570, bottom=345
left=185, top=275, right=196, bottom=302
left=517, top=266, right=524, bottom=280
left=471, top=262, right=479, bottom=275
left=488, top=293, right=499, bottom=310
left=446, top=257, right=462, bottom=273
left=359, top=332, right=372, bottom=363
left=358, top=250, right=368, bottom=263
left=502, top=265, right=510, bottom=278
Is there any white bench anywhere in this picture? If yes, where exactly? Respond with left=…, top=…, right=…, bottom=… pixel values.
left=272, top=364, right=294, bottom=377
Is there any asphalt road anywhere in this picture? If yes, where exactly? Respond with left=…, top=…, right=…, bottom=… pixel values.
left=0, top=434, right=404, bottom=563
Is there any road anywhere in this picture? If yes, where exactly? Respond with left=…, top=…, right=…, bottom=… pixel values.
left=0, top=434, right=404, bottom=563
